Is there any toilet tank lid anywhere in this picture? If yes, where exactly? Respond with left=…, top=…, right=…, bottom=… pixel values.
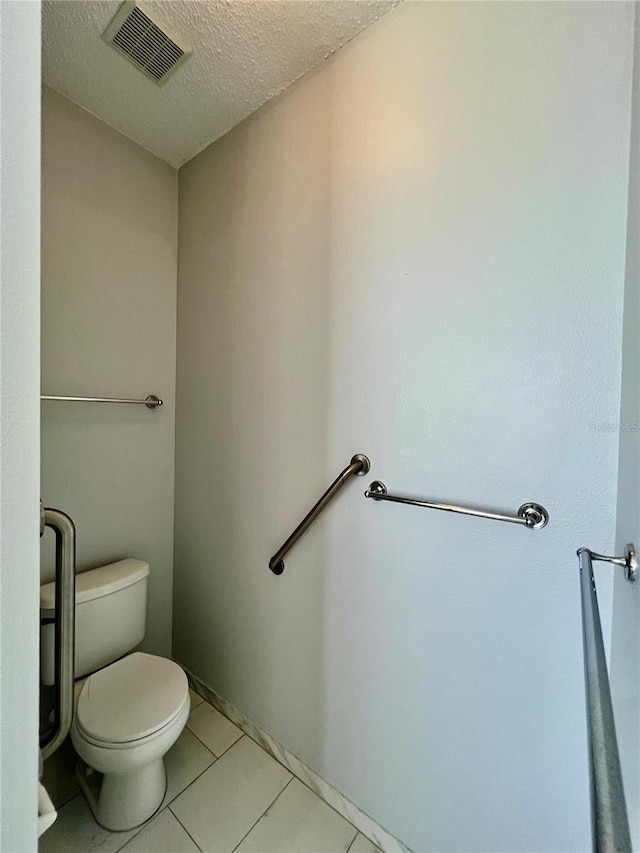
left=40, top=559, right=149, bottom=610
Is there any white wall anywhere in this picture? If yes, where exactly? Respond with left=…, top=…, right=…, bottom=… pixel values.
left=0, top=2, right=42, bottom=850
left=612, top=4, right=640, bottom=849
left=174, top=3, right=635, bottom=851
left=40, top=88, right=178, bottom=657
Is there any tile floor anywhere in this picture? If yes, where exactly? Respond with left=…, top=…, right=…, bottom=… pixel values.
left=40, top=689, right=380, bottom=853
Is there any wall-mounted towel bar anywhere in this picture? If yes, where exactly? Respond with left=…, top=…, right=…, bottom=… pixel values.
left=364, top=481, right=549, bottom=529
left=41, top=394, right=163, bottom=409
left=270, top=454, right=370, bottom=575
left=577, top=546, right=635, bottom=852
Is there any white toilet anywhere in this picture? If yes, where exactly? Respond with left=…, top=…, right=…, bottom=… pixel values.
left=41, top=559, right=190, bottom=831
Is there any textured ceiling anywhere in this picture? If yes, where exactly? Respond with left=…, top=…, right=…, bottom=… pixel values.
left=42, top=0, right=396, bottom=167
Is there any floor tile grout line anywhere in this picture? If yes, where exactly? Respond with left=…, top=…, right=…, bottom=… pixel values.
left=44, top=788, right=170, bottom=853
left=183, top=720, right=220, bottom=758
left=190, top=692, right=205, bottom=710
left=187, top=700, right=242, bottom=739
left=44, top=710, right=245, bottom=851
left=164, top=733, right=246, bottom=814
left=50, top=788, right=81, bottom=812
left=346, top=831, right=362, bottom=853
left=192, top=688, right=383, bottom=852
left=105, top=783, right=190, bottom=853
left=44, top=790, right=148, bottom=853
left=344, top=827, right=360, bottom=852
left=113, top=754, right=217, bottom=853
left=213, top=731, right=245, bottom=759
left=228, top=775, right=296, bottom=853
left=163, top=749, right=218, bottom=808
left=116, top=751, right=218, bottom=853
left=106, top=809, right=150, bottom=853
left=166, top=806, right=206, bottom=853
left=167, top=732, right=295, bottom=852
left=279, top=767, right=365, bottom=836
left=44, top=728, right=231, bottom=850
left=55, top=745, right=219, bottom=852
left=185, top=720, right=244, bottom=761
left=195, top=693, right=361, bottom=840
left=174, top=713, right=361, bottom=853
left=191, top=695, right=296, bottom=777
left=116, top=821, right=148, bottom=852
left=50, top=790, right=83, bottom=816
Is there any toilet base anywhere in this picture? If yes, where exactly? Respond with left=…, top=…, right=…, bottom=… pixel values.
left=76, top=757, right=167, bottom=831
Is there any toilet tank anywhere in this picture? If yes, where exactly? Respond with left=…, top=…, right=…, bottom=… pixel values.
left=40, top=559, right=149, bottom=686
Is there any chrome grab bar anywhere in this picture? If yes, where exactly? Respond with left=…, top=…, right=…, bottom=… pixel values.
left=41, top=394, right=162, bottom=409
left=577, top=546, right=635, bottom=852
left=40, top=504, right=76, bottom=761
left=364, top=481, right=548, bottom=529
left=269, top=454, right=371, bottom=574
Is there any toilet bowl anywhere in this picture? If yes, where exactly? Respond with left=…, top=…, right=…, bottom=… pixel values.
left=41, top=559, right=191, bottom=830
left=70, top=651, right=190, bottom=831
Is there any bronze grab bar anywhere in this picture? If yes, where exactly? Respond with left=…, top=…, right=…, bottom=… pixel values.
left=269, top=454, right=370, bottom=575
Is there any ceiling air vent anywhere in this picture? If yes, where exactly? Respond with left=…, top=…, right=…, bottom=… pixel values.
left=102, top=1, right=190, bottom=86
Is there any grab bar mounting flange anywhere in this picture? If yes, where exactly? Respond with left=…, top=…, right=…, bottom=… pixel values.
left=577, top=543, right=637, bottom=583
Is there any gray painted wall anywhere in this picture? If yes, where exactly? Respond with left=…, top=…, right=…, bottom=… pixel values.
left=173, top=4, right=635, bottom=850
left=612, top=4, right=640, bottom=848
left=40, top=88, right=178, bottom=657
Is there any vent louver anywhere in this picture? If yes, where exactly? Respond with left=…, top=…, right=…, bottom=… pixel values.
left=103, top=2, right=190, bottom=85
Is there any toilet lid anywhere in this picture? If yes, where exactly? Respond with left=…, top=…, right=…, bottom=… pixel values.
left=76, top=652, right=189, bottom=745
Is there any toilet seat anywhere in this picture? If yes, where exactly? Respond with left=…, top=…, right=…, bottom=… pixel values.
left=75, top=652, right=189, bottom=747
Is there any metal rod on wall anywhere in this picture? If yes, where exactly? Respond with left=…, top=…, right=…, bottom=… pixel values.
left=364, top=481, right=549, bottom=529
left=40, top=504, right=76, bottom=761
left=269, top=454, right=371, bottom=575
left=41, top=394, right=163, bottom=409
left=577, top=546, right=635, bottom=852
